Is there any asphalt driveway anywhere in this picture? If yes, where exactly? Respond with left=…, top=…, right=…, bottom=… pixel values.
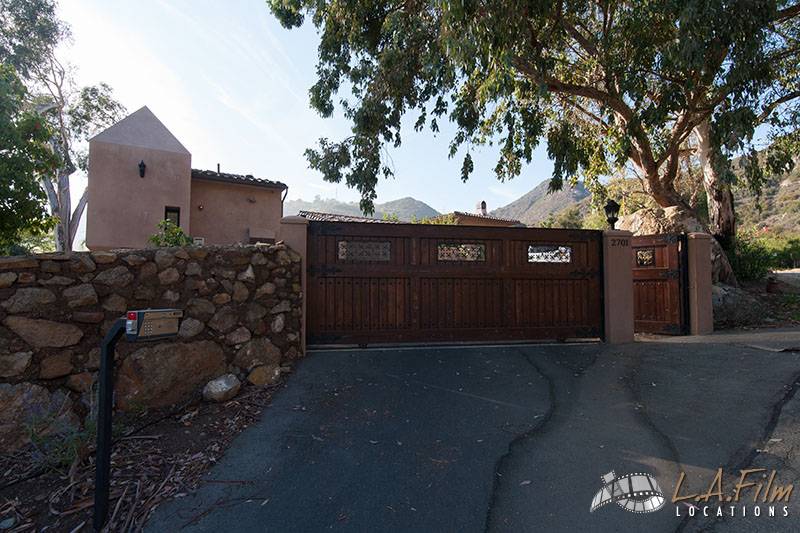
left=147, top=329, right=800, bottom=532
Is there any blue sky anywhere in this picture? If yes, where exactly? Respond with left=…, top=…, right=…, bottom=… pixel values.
left=59, top=0, right=553, bottom=215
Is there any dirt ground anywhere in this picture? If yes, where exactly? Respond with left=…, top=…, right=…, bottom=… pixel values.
left=0, top=378, right=286, bottom=532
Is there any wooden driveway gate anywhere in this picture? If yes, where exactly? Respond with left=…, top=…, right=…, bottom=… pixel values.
left=307, top=222, right=604, bottom=345
left=631, top=234, right=688, bottom=335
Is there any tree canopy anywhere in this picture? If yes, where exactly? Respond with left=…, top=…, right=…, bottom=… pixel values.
left=269, top=0, right=800, bottom=235
left=0, top=64, right=57, bottom=248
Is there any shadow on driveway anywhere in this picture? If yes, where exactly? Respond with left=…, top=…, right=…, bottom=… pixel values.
left=146, top=330, right=800, bottom=532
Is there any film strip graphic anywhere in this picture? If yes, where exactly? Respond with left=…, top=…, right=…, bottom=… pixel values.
left=590, top=470, right=666, bottom=514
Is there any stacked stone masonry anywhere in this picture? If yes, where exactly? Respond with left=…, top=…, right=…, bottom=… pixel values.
left=0, top=244, right=303, bottom=452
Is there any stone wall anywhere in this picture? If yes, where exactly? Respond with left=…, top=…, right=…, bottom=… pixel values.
left=0, top=244, right=302, bottom=452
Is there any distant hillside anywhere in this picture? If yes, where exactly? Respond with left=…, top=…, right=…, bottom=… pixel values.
left=284, top=196, right=440, bottom=222
left=736, top=161, right=800, bottom=234
left=491, top=180, right=591, bottom=226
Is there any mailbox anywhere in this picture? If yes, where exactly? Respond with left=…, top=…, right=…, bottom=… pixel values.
left=125, top=309, right=183, bottom=341
left=94, top=308, right=182, bottom=531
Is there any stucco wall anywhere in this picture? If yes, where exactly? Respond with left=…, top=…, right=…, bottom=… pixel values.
left=86, top=141, right=192, bottom=250
left=189, top=179, right=283, bottom=245
left=0, top=244, right=303, bottom=453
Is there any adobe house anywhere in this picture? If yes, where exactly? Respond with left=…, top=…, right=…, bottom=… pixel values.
left=86, top=106, right=287, bottom=250
left=432, top=201, right=523, bottom=227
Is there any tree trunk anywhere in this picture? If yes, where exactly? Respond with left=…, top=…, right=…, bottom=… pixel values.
left=695, top=120, right=736, bottom=250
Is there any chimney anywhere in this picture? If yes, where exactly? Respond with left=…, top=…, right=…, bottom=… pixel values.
left=476, top=200, right=487, bottom=216
left=217, top=163, right=220, bottom=174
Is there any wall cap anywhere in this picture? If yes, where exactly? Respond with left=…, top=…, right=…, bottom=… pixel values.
left=280, top=216, right=309, bottom=225
left=602, top=229, right=633, bottom=238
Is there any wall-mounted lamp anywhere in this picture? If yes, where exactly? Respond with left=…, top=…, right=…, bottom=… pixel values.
left=138, top=160, right=146, bottom=178
left=604, top=199, right=621, bottom=229
left=198, top=204, right=204, bottom=211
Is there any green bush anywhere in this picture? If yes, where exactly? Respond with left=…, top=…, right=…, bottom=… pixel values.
left=730, top=232, right=774, bottom=281
left=148, top=219, right=192, bottom=247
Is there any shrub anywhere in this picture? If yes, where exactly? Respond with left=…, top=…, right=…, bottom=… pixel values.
left=729, top=232, right=774, bottom=281
left=148, top=219, right=192, bottom=247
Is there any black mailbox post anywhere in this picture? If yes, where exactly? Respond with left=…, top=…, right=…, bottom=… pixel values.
left=94, top=309, right=182, bottom=531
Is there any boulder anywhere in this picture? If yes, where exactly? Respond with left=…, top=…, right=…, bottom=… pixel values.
left=162, top=289, right=180, bottom=303
left=103, top=294, right=127, bottom=312
left=271, top=314, right=285, bottom=333
left=247, top=364, right=280, bottom=386
left=66, top=372, right=94, bottom=393
left=178, top=317, right=205, bottom=339
left=234, top=338, right=282, bottom=371
left=0, top=272, right=17, bottom=288
left=271, top=300, right=291, bottom=314
left=39, top=352, right=73, bottom=379
left=158, top=267, right=181, bottom=285
left=174, top=248, right=190, bottom=260
left=712, top=284, right=768, bottom=329
left=251, top=253, right=267, bottom=266
left=212, top=292, right=231, bottom=305
left=68, top=255, right=96, bottom=274
left=0, top=351, right=31, bottom=378
left=139, top=262, right=158, bottom=280
left=116, top=340, right=226, bottom=409
left=1, top=287, right=56, bottom=313
left=94, top=265, right=133, bottom=287
left=3, top=317, right=83, bottom=348
left=122, top=254, right=147, bottom=266
left=187, top=298, right=215, bottom=320
left=202, top=374, right=241, bottom=402
left=40, top=260, right=60, bottom=273
left=209, top=306, right=238, bottom=333
left=185, top=261, right=202, bottom=276
left=255, top=282, right=276, bottom=298
left=618, top=206, right=736, bottom=285
left=17, top=272, right=35, bottom=284
left=39, top=275, right=75, bottom=286
left=154, top=250, right=176, bottom=269
left=237, top=265, right=256, bottom=283
left=0, top=383, right=78, bottom=453
left=225, top=326, right=251, bottom=345
left=0, top=256, right=37, bottom=270
left=232, top=281, right=249, bottom=302
left=63, top=283, right=98, bottom=308
left=91, top=251, right=117, bottom=264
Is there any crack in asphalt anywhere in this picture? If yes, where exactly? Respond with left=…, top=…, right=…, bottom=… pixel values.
left=482, top=348, right=558, bottom=532
left=682, top=367, right=800, bottom=533
left=620, top=351, right=685, bottom=470
left=482, top=346, right=601, bottom=532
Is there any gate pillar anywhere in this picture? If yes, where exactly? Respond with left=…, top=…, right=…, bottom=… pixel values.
left=686, top=233, right=713, bottom=335
left=279, top=216, right=309, bottom=353
left=603, top=230, right=635, bottom=343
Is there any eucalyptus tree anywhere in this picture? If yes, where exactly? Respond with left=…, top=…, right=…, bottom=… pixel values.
left=268, top=0, right=800, bottom=251
left=33, top=57, right=126, bottom=251
left=0, top=64, right=57, bottom=249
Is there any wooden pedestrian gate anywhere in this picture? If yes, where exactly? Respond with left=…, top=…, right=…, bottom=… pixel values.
left=631, top=234, right=688, bottom=335
left=307, top=222, right=604, bottom=345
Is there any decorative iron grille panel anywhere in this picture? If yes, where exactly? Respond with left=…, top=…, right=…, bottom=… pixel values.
left=527, top=245, right=572, bottom=263
left=636, top=248, right=656, bottom=267
left=337, top=240, right=391, bottom=262
left=437, top=243, right=486, bottom=262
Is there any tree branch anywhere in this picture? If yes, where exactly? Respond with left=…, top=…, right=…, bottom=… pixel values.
left=69, top=190, right=87, bottom=246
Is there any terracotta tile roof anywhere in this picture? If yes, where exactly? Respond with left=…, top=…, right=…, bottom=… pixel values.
left=191, top=169, right=287, bottom=190
left=299, top=211, right=399, bottom=223
left=450, top=211, right=524, bottom=225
